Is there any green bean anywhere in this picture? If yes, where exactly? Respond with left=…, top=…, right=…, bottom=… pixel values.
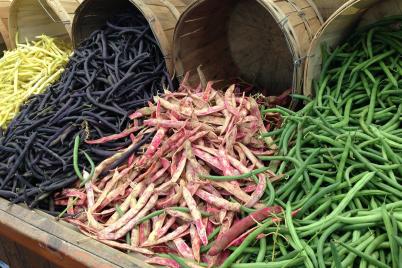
left=200, top=242, right=213, bottom=254
left=208, top=226, right=221, bottom=241
left=230, top=257, right=305, bottom=268
left=240, top=253, right=252, bottom=263
left=79, top=152, right=95, bottom=186
left=303, top=199, right=332, bottom=221
left=262, top=107, right=297, bottom=116
left=360, top=234, right=388, bottom=268
left=259, top=155, right=301, bottom=167
left=379, top=61, right=398, bottom=87
left=317, top=223, right=343, bottom=268
left=351, top=50, right=395, bottom=74
left=350, top=147, right=402, bottom=191
left=366, top=80, right=379, bottom=125
left=227, top=247, right=259, bottom=254
left=220, top=219, right=274, bottom=268
left=285, top=203, right=314, bottom=268
left=334, top=98, right=353, bottom=128
left=300, top=240, right=318, bottom=268
left=290, top=94, right=311, bottom=102
left=278, top=149, right=320, bottom=198
left=336, top=134, right=352, bottom=184
left=115, top=205, right=131, bottom=245
left=297, top=172, right=374, bottom=235
left=240, top=205, right=255, bottom=214
left=381, top=207, right=398, bottom=268
left=297, top=181, right=339, bottom=218
left=320, top=45, right=344, bottom=82
left=317, top=75, right=330, bottom=107
left=264, top=178, right=275, bottom=206
left=256, top=237, right=266, bottom=262
left=337, top=240, right=390, bottom=268
left=307, top=133, right=343, bottom=147
left=280, top=123, right=297, bottom=155
left=380, top=104, right=402, bottom=131
left=335, top=51, right=358, bottom=99
left=320, top=190, right=390, bottom=205
left=137, top=207, right=210, bottom=225
left=199, top=166, right=271, bottom=181
left=73, top=135, right=84, bottom=181
left=331, top=241, right=343, bottom=268
left=164, top=254, right=191, bottom=268
left=294, top=121, right=303, bottom=161
left=338, top=211, right=402, bottom=224
left=308, top=116, right=341, bottom=136
left=343, top=230, right=362, bottom=250
left=378, top=137, right=402, bottom=175
left=367, top=27, right=376, bottom=58
left=260, top=128, right=284, bottom=138
left=293, top=176, right=323, bottom=208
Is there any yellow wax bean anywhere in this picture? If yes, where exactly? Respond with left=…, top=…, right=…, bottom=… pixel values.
left=0, top=35, right=72, bottom=129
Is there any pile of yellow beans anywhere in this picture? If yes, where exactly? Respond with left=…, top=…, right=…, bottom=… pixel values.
left=0, top=35, right=71, bottom=129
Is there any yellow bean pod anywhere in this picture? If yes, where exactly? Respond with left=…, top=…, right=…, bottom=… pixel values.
left=0, top=35, right=72, bottom=129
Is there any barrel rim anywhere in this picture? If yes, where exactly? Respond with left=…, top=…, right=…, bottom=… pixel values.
left=173, top=0, right=322, bottom=98
left=303, top=0, right=382, bottom=97
left=72, top=0, right=178, bottom=75
left=8, top=0, right=74, bottom=48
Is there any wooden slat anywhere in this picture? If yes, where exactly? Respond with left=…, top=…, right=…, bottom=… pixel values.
left=173, top=0, right=322, bottom=97
left=0, top=236, right=55, bottom=268
left=0, top=198, right=151, bottom=268
left=303, top=0, right=393, bottom=97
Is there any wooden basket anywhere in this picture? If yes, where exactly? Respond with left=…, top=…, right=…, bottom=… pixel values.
left=303, top=0, right=401, bottom=97
left=173, top=0, right=323, bottom=97
left=312, top=0, right=349, bottom=21
left=8, top=0, right=81, bottom=47
left=0, top=0, right=12, bottom=50
left=72, top=0, right=194, bottom=75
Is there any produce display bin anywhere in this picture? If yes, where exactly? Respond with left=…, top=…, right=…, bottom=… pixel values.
left=173, top=0, right=322, bottom=98
left=1, top=0, right=401, bottom=267
left=8, top=0, right=81, bottom=47
left=72, top=0, right=194, bottom=75
left=0, top=0, right=12, bottom=50
left=304, top=0, right=400, bottom=96
left=0, top=198, right=153, bottom=268
left=312, top=0, right=349, bottom=21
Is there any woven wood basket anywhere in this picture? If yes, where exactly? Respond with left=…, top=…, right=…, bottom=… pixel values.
left=8, top=0, right=81, bottom=47
left=0, top=0, right=12, bottom=50
left=313, top=0, right=349, bottom=21
left=173, top=0, right=323, bottom=98
left=72, top=0, right=194, bottom=75
left=304, top=0, right=401, bottom=97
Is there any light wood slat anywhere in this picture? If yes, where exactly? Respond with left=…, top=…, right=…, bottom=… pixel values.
left=304, top=0, right=400, bottom=97
left=0, top=198, right=152, bottom=268
left=173, top=0, right=322, bottom=99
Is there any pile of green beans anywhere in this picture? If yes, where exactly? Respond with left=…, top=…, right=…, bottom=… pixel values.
left=219, top=16, right=402, bottom=268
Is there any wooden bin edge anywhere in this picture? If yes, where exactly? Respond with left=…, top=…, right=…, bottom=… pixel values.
left=303, top=0, right=381, bottom=97
left=0, top=198, right=153, bottom=268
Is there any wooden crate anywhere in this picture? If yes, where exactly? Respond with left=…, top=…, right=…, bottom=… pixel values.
left=0, top=198, right=153, bottom=268
left=0, top=0, right=11, bottom=50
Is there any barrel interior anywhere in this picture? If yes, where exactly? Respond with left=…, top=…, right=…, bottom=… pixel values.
left=0, top=18, right=7, bottom=54
left=10, top=0, right=70, bottom=46
left=72, top=0, right=139, bottom=46
left=174, top=0, right=293, bottom=96
left=0, top=36, right=6, bottom=56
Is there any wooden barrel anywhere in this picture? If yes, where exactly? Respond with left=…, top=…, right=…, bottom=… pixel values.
left=0, top=0, right=11, bottom=50
left=312, top=0, right=349, bottom=21
left=8, top=0, right=81, bottom=48
left=173, top=0, right=323, bottom=98
left=303, top=0, right=398, bottom=97
left=72, top=0, right=194, bottom=75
